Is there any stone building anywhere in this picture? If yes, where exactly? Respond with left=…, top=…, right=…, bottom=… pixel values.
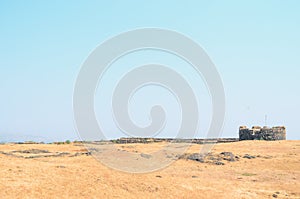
left=239, top=126, right=286, bottom=141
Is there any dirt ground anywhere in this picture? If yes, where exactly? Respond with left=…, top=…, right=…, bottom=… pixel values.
left=0, top=140, right=299, bottom=199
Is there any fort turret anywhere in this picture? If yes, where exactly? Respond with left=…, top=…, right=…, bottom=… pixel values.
left=239, top=126, right=286, bottom=141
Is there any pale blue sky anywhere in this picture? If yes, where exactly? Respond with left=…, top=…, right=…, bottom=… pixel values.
left=0, top=1, right=299, bottom=141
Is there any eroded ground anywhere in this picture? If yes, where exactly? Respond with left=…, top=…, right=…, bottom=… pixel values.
left=0, top=141, right=299, bottom=198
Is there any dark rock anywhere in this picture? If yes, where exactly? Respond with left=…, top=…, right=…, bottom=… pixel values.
left=56, top=152, right=70, bottom=157
left=243, top=154, right=256, bottom=159
left=187, top=153, right=204, bottom=163
left=14, top=149, right=50, bottom=154
left=220, top=152, right=233, bottom=156
left=72, top=152, right=91, bottom=157
left=214, top=161, right=225, bottom=165
left=220, top=152, right=235, bottom=162
left=209, top=156, right=217, bottom=161
left=140, top=153, right=152, bottom=159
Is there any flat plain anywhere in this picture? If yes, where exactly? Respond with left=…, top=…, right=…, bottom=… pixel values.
left=0, top=140, right=299, bottom=198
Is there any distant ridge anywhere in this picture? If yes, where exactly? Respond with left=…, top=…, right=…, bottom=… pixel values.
left=0, top=134, right=52, bottom=143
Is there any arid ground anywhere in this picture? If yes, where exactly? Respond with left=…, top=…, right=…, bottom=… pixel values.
left=0, top=140, right=299, bottom=199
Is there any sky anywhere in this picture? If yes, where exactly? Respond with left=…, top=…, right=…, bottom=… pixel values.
left=0, top=0, right=299, bottom=141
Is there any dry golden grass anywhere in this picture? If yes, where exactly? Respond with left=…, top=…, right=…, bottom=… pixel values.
left=0, top=140, right=299, bottom=198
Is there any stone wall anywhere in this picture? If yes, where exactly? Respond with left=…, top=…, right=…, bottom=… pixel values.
left=113, top=138, right=239, bottom=144
left=239, top=126, right=286, bottom=141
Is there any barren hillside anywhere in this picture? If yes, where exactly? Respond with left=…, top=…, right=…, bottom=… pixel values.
left=0, top=141, right=299, bottom=198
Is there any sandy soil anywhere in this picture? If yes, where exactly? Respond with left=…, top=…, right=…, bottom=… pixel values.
left=0, top=140, right=299, bottom=199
